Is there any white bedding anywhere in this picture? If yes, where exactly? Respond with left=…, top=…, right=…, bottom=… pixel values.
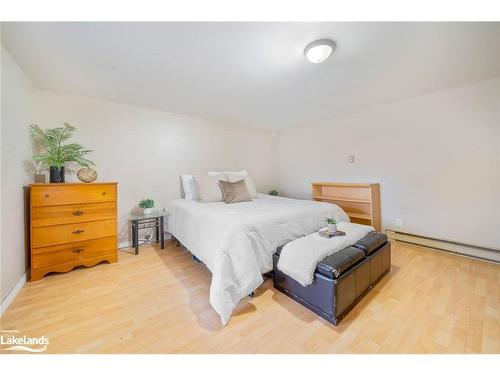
left=166, top=194, right=350, bottom=325
left=277, top=222, right=374, bottom=287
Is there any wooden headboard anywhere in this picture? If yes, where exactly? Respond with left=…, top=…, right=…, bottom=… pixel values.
left=312, top=182, right=381, bottom=231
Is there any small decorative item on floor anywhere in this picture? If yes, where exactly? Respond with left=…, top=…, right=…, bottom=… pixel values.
left=30, top=122, right=95, bottom=183
left=77, top=167, right=98, bottom=183
left=138, top=198, right=155, bottom=214
left=325, top=217, right=337, bottom=232
left=269, top=190, right=279, bottom=196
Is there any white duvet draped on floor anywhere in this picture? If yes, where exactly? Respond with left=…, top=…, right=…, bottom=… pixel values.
left=166, top=194, right=349, bottom=325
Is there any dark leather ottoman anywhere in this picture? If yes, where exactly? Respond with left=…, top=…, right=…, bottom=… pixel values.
left=273, top=232, right=391, bottom=325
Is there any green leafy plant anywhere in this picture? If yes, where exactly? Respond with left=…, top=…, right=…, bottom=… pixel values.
left=30, top=122, right=95, bottom=168
left=269, top=190, right=279, bottom=196
left=138, top=198, right=155, bottom=209
left=325, top=217, right=337, bottom=225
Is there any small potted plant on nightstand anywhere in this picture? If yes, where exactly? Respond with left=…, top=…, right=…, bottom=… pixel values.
left=139, top=198, right=155, bottom=214
left=325, top=217, right=337, bottom=233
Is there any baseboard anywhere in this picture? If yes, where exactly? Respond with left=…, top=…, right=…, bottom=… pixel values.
left=386, top=230, right=500, bottom=263
left=118, top=241, right=131, bottom=249
left=0, top=271, right=28, bottom=316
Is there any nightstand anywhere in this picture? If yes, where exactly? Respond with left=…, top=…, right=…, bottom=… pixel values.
left=127, top=211, right=168, bottom=255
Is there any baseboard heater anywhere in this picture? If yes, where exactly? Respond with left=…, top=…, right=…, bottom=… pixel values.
left=385, top=230, right=500, bottom=264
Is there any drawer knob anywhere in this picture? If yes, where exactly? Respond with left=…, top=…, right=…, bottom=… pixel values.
left=44, top=194, right=50, bottom=198
left=72, top=248, right=85, bottom=253
left=102, top=192, right=106, bottom=195
left=72, top=229, right=85, bottom=235
left=72, top=211, right=84, bottom=216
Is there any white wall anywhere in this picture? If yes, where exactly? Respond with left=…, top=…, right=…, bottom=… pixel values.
left=278, top=78, right=500, bottom=250
left=2, top=38, right=498, bottom=308
left=1, top=46, right=278, bottom=304
left=1, top=45, right=37, bottom=303
left=35, top=91, right=279, bottom=246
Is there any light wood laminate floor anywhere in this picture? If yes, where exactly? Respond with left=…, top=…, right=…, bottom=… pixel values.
left=1, top=240, right=499, bottom=354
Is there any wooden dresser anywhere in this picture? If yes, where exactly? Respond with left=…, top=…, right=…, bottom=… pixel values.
left=312, top=182, right=381, bottom=231
left=29, top=182, right=118, bottom=281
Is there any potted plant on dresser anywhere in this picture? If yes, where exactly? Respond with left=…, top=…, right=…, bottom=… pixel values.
left=30, top=122, right=95, bottom=183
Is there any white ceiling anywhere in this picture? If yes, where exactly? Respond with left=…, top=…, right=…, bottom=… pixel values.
left=2, top=22, right=499, bottom=130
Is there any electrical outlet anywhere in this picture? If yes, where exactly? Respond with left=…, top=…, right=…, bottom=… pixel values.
left=348, top=155, right=355, bottom=163
left=395, top=218, right=403, bottom=227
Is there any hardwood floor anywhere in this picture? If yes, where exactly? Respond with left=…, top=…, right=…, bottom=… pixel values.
left=1, top=240, right=499, bottom=354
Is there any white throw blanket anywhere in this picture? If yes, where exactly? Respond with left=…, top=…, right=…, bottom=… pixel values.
left=277, top=222, right=375, bottom=286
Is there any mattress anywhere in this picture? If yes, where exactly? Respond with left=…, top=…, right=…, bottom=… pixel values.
left=166, top=193, right=350, bottom=325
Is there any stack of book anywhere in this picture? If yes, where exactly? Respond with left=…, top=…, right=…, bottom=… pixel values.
left=319, top=228, right=346, bottom=239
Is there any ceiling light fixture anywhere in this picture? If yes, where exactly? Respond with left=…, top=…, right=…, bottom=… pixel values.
left=304, top=39, right=336, bottom=64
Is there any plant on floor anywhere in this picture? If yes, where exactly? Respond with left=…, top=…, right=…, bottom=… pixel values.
left=269, top=190, right=279, bottom=196
left=30, top=122, right=95, bottom=183
left=139, top=198, right=155, bottom=211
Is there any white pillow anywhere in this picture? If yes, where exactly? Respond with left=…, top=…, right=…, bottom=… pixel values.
left=208, top=170, right=248, bottom=177
left=193, top=175, right=224, bottom=203
left=180, top=175, right=199, bottom=200
left=208, top=173, right=228, bottom=182
left=227, top=174, right=258, bottom=199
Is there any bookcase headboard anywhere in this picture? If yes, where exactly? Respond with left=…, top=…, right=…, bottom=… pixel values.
left=312, top=182, right=381, bottom=231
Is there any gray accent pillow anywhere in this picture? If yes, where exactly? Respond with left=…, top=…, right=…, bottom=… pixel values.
left=193, top=175, right=224, bottom=203
left=219, top=179, right=252, bottom=204
left=227, top=174, right=258, bottom=198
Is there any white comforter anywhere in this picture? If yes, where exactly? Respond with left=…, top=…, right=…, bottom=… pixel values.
left=277, top=222, right=374, bottom=287
left=166, top=194, right=349, bottom=325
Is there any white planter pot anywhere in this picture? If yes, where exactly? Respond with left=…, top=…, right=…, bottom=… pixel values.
left=143, top=208, right=153, bottom=214
left=327, top=224, right=337, bottom=232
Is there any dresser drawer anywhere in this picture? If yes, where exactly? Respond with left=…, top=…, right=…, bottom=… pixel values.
left=31, top=184, right=116, bottom=206
left=31, top=202, right=116, bottom=227
left=32, top=219, right=117, bottom=248
left=32, top=237, right=117, bottom=268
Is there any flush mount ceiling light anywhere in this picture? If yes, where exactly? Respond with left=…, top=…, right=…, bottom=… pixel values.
left=304, top=39, right=336, bottom=64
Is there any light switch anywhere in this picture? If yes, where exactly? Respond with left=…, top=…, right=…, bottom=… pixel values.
left=348, top=155, right=355, bottom=163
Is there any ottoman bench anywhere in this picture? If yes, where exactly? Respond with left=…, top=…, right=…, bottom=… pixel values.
left=273, top=232, right=391, bottom=325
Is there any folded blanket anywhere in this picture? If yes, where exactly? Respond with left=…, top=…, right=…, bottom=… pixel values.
left=277, top=222, right=375, bottom=286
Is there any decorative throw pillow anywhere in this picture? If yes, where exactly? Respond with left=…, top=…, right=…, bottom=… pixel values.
left=219, top=179, right=252, bottom=204
left=193, top=175, right=224, bottom=203
left=227, top=174, right=258, bottom=199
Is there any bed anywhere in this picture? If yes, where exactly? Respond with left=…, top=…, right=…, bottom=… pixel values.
left=166, top=193, right=350, bottom=325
